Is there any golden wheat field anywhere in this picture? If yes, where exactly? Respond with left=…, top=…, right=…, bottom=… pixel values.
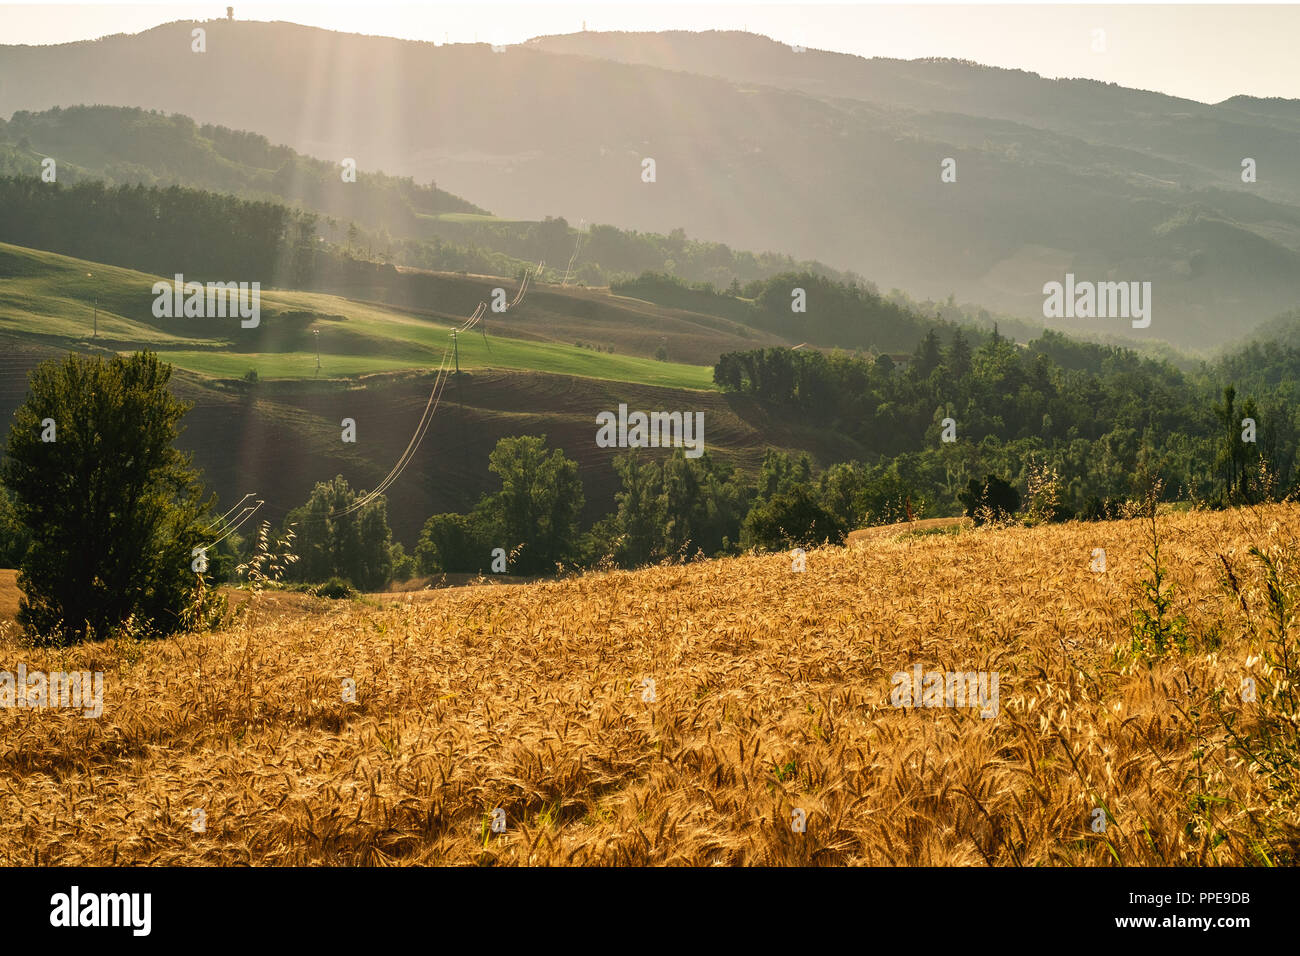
left=2, top=504, right=1298, bottom=866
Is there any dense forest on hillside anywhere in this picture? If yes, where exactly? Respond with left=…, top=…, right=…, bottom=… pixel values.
left=712, top=327, right=1300, bottom=522
left=0, top=106, right=485, bottom=223
left=612, top=271, right=996, bottom=353
left=0, top=107, right=860, bottom=291
left=0, top=175, right=319, bottom=284
left=392, top=218, right=862, bottom=289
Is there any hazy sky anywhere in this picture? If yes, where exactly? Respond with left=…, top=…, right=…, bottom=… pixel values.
left=2, top=2, right=1298, bottom=104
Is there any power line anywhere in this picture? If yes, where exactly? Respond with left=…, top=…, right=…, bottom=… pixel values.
left=562, top=224, right=585, bottom=286
left=328, top=302, right=488, bottom=517
left=201, top=491, right=257, bottom=534
left=203, top=499, right=264, bottom=550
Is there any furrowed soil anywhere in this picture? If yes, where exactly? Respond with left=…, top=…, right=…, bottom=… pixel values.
left=2, top=504, right=1298, bottom=865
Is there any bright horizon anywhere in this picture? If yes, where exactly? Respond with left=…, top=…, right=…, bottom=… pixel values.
left=2, top=2, right=1300, bottom=105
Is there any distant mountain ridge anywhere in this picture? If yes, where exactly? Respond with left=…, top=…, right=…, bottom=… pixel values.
left=528, top=30, right=1300, bottom=202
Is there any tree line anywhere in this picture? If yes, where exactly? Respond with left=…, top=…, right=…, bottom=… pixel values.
left=2, top=329, right=1296, bottom=644
left=713, top=327, right=1299, bottom=515
left=0, top=175, right=317, bottom=286
left=611, top=270, right=1008, bottom=354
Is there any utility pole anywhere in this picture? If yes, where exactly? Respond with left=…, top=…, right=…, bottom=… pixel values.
left=451, top=329, right=460, bottom=374
left=313, top=328, right=320, bottom=376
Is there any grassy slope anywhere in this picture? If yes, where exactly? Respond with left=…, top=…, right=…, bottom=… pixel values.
left=0, top=242, right=718, bottom=388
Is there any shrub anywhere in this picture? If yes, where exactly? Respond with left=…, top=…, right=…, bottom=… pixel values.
left=416, top=510, right=496, bottom=574
left=959, top=474, right=1021, bottom=525
left=742, top=485, right=846, bottom=550
left=1125, top=490, right=1191, bottom=661
left=1081, top=495, right=1123, bottom=521
left=313, top=576, right=356, bottom=600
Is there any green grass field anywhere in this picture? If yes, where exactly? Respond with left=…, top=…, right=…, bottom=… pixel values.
left=159, top=343, right=713, bottom=387
left=416, top=212, right=531, bottom=224
left=0, top=242, right=715, bottom=389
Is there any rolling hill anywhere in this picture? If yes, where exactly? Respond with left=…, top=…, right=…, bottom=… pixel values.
left=0, top=104, right=862, bottom=293
left=3, top=21, right=1298, bottom=348
left=0, top=242, right=865, bottom=543
left=0, top=241, right=782, bottom=375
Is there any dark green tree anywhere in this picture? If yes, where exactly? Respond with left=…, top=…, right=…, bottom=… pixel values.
left=945, top=328, right=973, bottom=380
left=479, top=435, right=584, bottom=574
left=415, top=507, right=497, bottom=574
left=913, top=328, right=943, bottom=378
left=958, top=474, right=1021, bottom=525
left=741, top=485, right=846, bottom=550
left=0, top=482, right=30, bottom=567
left=285, top=475, right=393, bottom=590
left=603, top=451, right=664, bottom=566
left=756, top=449, right=814, bottom=501
left=1214, top=385, right=1243, bottom=503
left=1, top=351, right=213, bottom=643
